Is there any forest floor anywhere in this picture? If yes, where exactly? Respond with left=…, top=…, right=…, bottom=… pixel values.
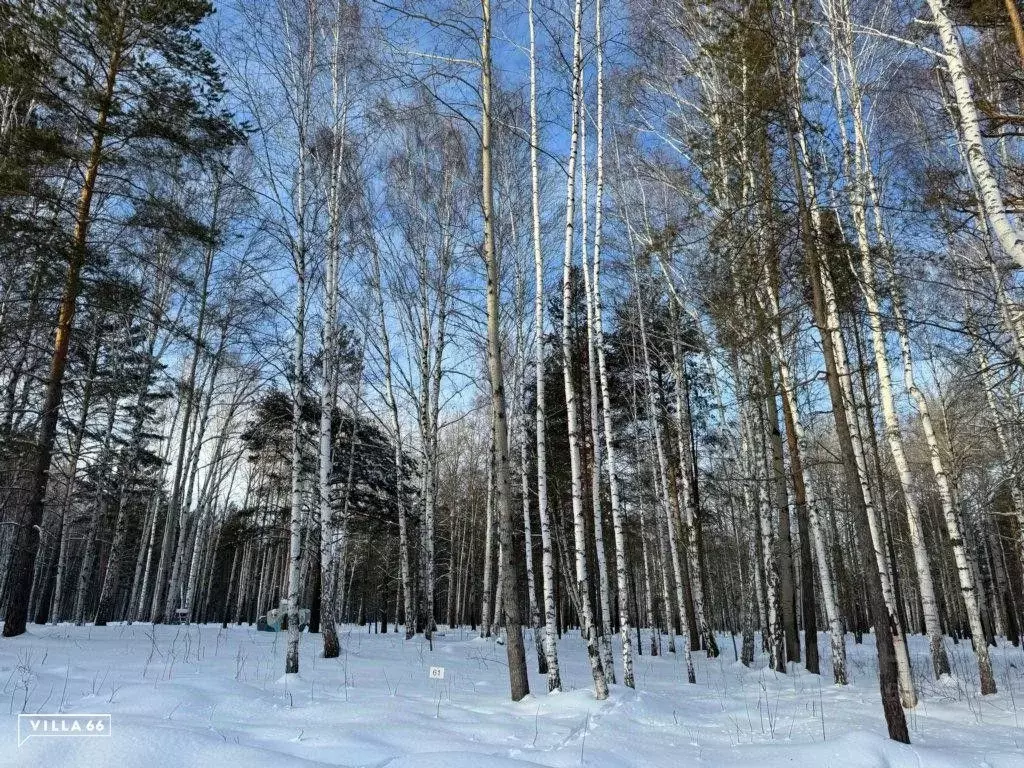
left=0, top=622, right=1021, bottom=767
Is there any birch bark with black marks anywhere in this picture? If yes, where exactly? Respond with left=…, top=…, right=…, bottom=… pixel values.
left=926, top=0, right=1024, bottom=269
left=527, top=0, right=561, bottom=691
left=826, top=2, right=949, bottom=680
left=587, top=0, right=634, bottom=683
left=559, top=0, right=608, bottom=699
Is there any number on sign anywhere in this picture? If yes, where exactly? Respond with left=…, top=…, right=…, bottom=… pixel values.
left=429, top=666, right=445, bottom=680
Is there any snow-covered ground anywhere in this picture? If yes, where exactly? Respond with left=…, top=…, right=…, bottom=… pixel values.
left=0, top=623, right=1021, bottom=767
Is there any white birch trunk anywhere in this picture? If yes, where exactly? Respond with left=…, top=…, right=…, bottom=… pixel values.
left=318, top=231, right=340, bottom=657
left=816, top=254, right=916, bottom=707
left=319, top=0, right=350, bottom=657
left=588, top=0, right=634, bottom=683
left=73, top=399, right=118, bottom=625
left=492, top=542, right=504, bottom=638
left=753, top=380, right=786, bottom=673
left=846, top=174, right=946, bottom=676
left=926, top=0, right=1024, bottom=269
left=127, top=493, right=157, bottom=623
left=527, top=0, right=560, bottom=690
left=828, top=3, right=949, bottom=679
left=286, top=120, right=309, bottom=672
left=286, top=252, right=306, bottom=674
left=559, top=0, right=607, bottom=699
left=889, top=289, right=995, bottom=692
left=481, top=441, right=495, bottom=638
left=513, top=258, right=545, bottom=672
left=788, top=86, right=917, bottom=704
left=652, top=456, right=676, bottom=654
left=51, top=322, right=101, bottom=621
left=149, top=206, right=216, bottom=623
left=630, top=379, right=660, bottom=656
left=579, top=126, right=615, bottom=683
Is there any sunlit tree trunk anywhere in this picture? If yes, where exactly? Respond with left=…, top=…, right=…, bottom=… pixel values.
left=784, top=24, right=909, bottom=733
left=580, top=116, right=615, bottom=683
left=586, top=0, right=634, bottom=683
left=481, top=436, right=495, bottom=638
left=827, top=4, right=948, bottom=680
left=926, top=0, right=1024, bottom=269
left=557, top=0, right=607, bottom=700
left=885, top=272, right=993, bottom=688
left=285, top=225, right=307, bottom=675
left=527, top=0, right=561, bottom=691
left=481, top=0, right=530, bottom=700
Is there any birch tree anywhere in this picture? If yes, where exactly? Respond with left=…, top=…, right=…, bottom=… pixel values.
left=925, top=0, right=1024, bottom=269
left=560, top=0, right=609, bottom=699
left=528, top=0, right=561, bottom=691
left=480, top=0, right=530, bottom=701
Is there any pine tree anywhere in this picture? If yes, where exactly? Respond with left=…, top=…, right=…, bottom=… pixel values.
left=3, top=0, right=237, bottom=638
